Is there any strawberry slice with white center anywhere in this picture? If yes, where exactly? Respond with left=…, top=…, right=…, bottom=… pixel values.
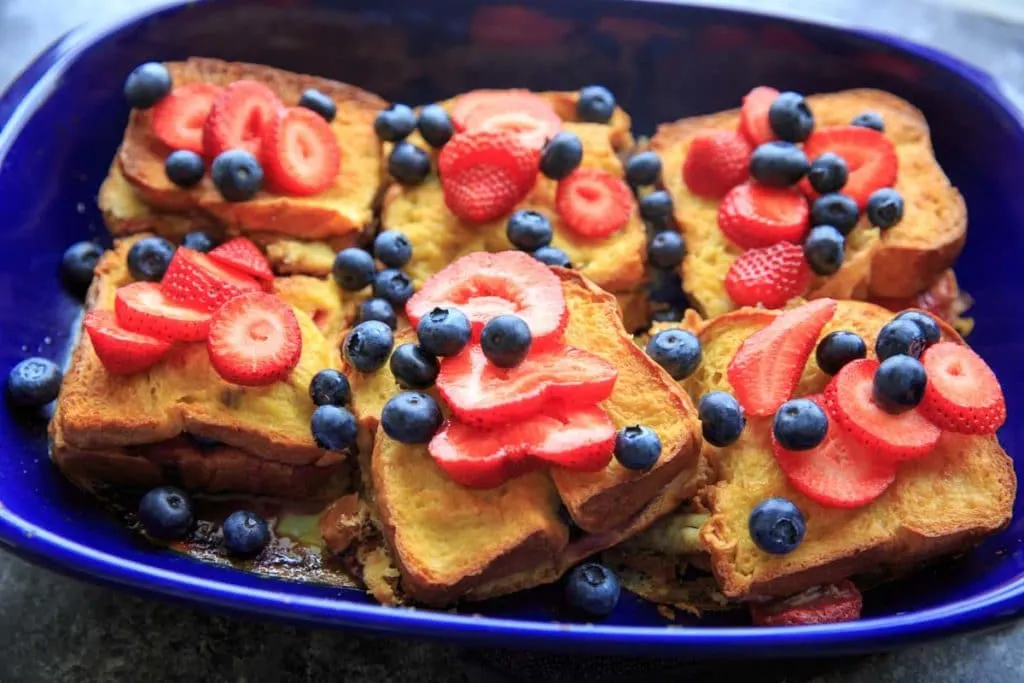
left=84, top=310, right=172, bottom=375
left=261, top=106, right=341, bottom=196
left=919, top=342, right=1007, bottom=434
left=206, top=291, right=302, bottom=386
left=718, top=182, right=810, bottom=250
left=555, top=168, right=634, bottom=238
left=451, top=90, right=562, bottom=150
left=405, top=251, right=567, bottom=345
left=202, top=80, right=283, bottom=159
left=436, top=343, right=617, bottom=427
left=160, top=248, right=262, bottom=313
left=150, top=83, right=221, bottom=155
left=114, top=282, right=212, bottom=342
left=773, top=394, right=897, bottom=508
left=208, top=237, right=274, bottom=289
left=428, top=403, right=615, bottom=488
left=824, top=358, right=940, bottom=460
left=800, top=125, right=898, bottom=208
left=728, top=298, right=837, bottom=416
left=738, top=86, right=779, bottom=147
left=750, top=580, right=863, bottom=626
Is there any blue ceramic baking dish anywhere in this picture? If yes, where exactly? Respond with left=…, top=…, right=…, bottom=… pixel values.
left=0, top=0, right=1022, bottom=657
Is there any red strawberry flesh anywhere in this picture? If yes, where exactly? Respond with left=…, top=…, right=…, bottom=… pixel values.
left=739, top=86, right=779, bottom=146
left=718, top=182, right=810, bottom=249
left=160, top=248, right=262, bottom=313
left=801, top=125, right=897, bottom=208
left=84, top=310, right=172, bottom=376
left=451, top=91, right=562, bottom=150
left=555, top=167, right=634, bottom=238
left=750, top=580, right=863, bottom=626
left=206, top=292, right=302, bottom=386
left=682, top=129, right=752, bottom=199
left=261, top=106, right=341, bottom=196
left=724, top=241, right=813, bottom=309
left=919, top=342, right=1006, bottom=434
left=150, top=83, right=221, bottom=155
left=208, top=237, right=274, bottom=288
left=202, top=80, right=283, bottom=159
left=114, top=282, right=212, bottom=342
left=439, top=130, right=539, bottom=223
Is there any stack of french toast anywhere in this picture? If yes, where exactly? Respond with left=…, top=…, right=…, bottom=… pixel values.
left=38, top=57, right=1014, bottom=625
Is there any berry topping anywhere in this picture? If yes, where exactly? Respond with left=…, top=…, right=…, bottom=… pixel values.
left=372, top=268, right=415, bottom=307
left=738, top=86, right=779, bottom=146
left=416, top=307, right=471, bottom=358
left=84, top=310, right=172, bottom=375
left=417, top=104, right=454, bottom=148
left=309, top=369, right=351, bottom=406
left=182, top=232, right=217, bottom=253
left=382, top=392, right=444, bottom=444
left=7, top=357, right=62, bottom=408
left=872, top=355, right=929, bottom=414
left=389, top=343, right=440, bottom=389
left=206, top=292, right=302, bottom=387
left=768, top=91, right=814, bottom=143
left=865, top=187, right=905, bottom=230
left=61, top=241, right=102, bottom=296
left=564, top=563, right=621, bottom=618
left=203, top=80, right=283, bottom=159
left=729, top=298, right=837, bottom=416
left=210, top=149, right=264, bottom=202
left=532, top=246, right=572, bottom=268
left=682, top=130, right=752, bottom=199
left=749, top=141, right=809, bottom=187
left=875, top=318, right=927, bottom=360
left=773, top=398, right=828, bottom=451
left=164, top=149, right=205, bottom=188
left=749, top=497, right=805, bottom=555
left=613, top=425, right=662, bottom=471
left=343, top=320, right=394, bottom=373
left=625, top=151, right=662, bottom=188
left=160, top=248, right=261, bottom=312
left=540, top=131, right=583, bottom=180
left=480, top=314, right=532, bottom=368
left=208, top=237, right=274, bottom=288
left=127, top=236, right=176, bottom=282
left=453, top=91, right=562, bottom=150
left=802, top=125, right=898, bottom=208
left=645, top=328, right=702, bottom=380
left=332, top=248, right=376, bottom=291
left=359, top=298, right=397, bottom=330
left=388, top=141, right=432, bottom=186
left=648, top=230, right=685, bottom=270
left=576, top=85, right=616, bottom=124
left=556, top=168, right=634, bottom=238
left=698, top=391, right=746, bottom=447
left=374, top=104, right=417, bottom=142
left=439, top=130, right=539, bottom=223
left=373, top=230, right=413, bottom=269
left=124, top=62, right=172, bottom=110
left=718, top=183, right=810, bottom=250
left=751, top=580, right=863, bottom=626
left=138, top=486, right=193, bottom=540
left=507, top=210, right=554, bottom=251
left=114, top=282, right=212, bottom=342
left=895, top=310, right=941, bottom=346
left=815, top=330, right=867, bottom=375
left=222, top=510, right=271, bottom=557
left=851, top=111, right=885, bottom=132
left=806, top=152, right=848, bottom=194
left=311, top=404, right=358, bottom=451
left=638, top=189, right=674, bottom=228
left=919, top=342, right=1006, bottom=434
left=724, top=241, right=812, bottom=309
left=261, top=106, right=341, bottom=196
left=298, top=88, right=336, bottom=122
left=810, top=193, right=860, bottom=235
left=150, top=83, right=220, bottom=154
left=803, top=225, right=846, bottom=276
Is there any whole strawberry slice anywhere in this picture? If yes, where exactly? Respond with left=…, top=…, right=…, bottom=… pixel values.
left=439, top=130, right=539, bottom=223
left=724, top=241, right=813, bottom=309
left=161, top=248, right=262, bottom=312
left=206, top=291, right=302, bottom=386
left=84, top=310, right=172, bottom=375
left=750, top=580, right=863, bottom=626
left=150, top=83, right=221, bottom=155
left=436, top=343, right=617, bottom=427
left=406, top=251, right=567, bottom=345
left=772, top=394, right=896, bottom=508
left=800, top=125, right=898, bottom=208
left=114, top=282, right=212, bottom=342
left=738, top=86, right=779, bottom=147
left=261, top=106, right=341, bottom=196
left=824, top=358, right=941, bottom=460
left=683, top=130, right=753, bottom=199
left=718, top=182, right=809, bottom=249
left=728, top=298, right=837, bottom=416
left=453, top=90, right=562, bottom=150
left=202, top=80, right=283, bottom=160
left=555, top=168, right=634, bottom=239
left=208, top=237, right=274, bottom=289
left=428, top=403, right=615, bottom=488
left=919, top=342, right=1006, bottom=434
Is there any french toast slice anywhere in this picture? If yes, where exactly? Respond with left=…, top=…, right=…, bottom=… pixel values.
left=650, top=90, right=967, bottom=318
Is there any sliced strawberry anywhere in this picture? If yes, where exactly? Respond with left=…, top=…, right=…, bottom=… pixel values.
left=555, top=168, right=634, bottom=238
left=436, top=344, right=617, bottom=427
left=150, top=83, right=221, bottom=155
left=919, top=342, right=1006, bottom=434
left=114, top=282, right=212, bottom=342
left=202, top=80, right=283, bottom=160
left=682, top=130, right=753, bottom=199
left=718, top=182, right=810, bottom=249
left=206, top=291, right=301, bottom=386
left=428, top=403, right=615, bottom=488
left=750, top=580, right=863, bottom=626
left=439, top=130, right=539, bottom=223
left=773, top=394, right=896, bottom=508
left=738, top=86, right=779, bottom=147
left=824, top=359, right=941, bottom=460
left=451, top=90, right=562, bottom=150
left=800, top=126, right=898, bottom=208
left=724, top=241, right=813, bottom=309
left=260, top=106, right=341, bottom=196
left=208, top=237, right=274, bottom=289
left=84, top=310, right=172, bottom=375
left=728, top=298, right=837, bottom=416
left=160, top=248, right=262, bottom=313
left=406, top=250, right=567, bottom=344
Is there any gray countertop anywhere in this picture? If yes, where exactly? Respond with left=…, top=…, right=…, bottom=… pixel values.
left=2, top=1, right=1023, bottom=680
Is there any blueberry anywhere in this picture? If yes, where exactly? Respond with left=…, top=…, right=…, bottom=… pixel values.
left=866, top=188, right=905, bottom=230
left=389, top=343, right=440, bottom=390
left=481, top=315, right=532, bottom=368
left=373, top=230, right=413, bottom=268
left=127, top=236, right=175, bottom=282
left=211, top=149, right=263, bottom=202
left=60, top=241, right=102, bottom=295
left=815, top=331, right=867, bottom=375
left=810, top=193, right=859, bottom=235
left=359, top=297, right=397, bottom=329
left=298, top=88, right=336, bottom=122
left=507, top=210, right=553, bottom=251
left=576, top=85, right=616, bottom=124
left=639, top=190, right=674, bottom=227
left=374, top=103, right=417, bottom=142
left=310, top=404, right=358, bottom=450
left=896, top=310, right=941, bottom=346
left=647, top=268, right=686, bottom=307
left=416, top=307, right=471, bottom=357
left=7, top=357, right=62, bottom=408
left=749, top=498, right=805, bottom=555
left=647, top=230, right=685, bottom=270
left=806, top=152, right=848, bottom=194
left=613, top=425, right=662, bottom=471
left=625, top=151, right=662, bottom=188
left=851, top=111, right=885, bottom=132
left=873, top=355, right=928, bottom=414
left=124, top=62, right=171, bottom=110
left=532, top=246, right=572, bottom=268
left=772, top=399, right=828, bottom=451
left=768, top=91, right=815, bottom=143
left=539, top=132, right=583, bottom=181
left=875, top=318, right=927, bottom=360
left=381, top=392, right=443, bottom=444
left=803, top=225, right=846, bottom=276
left=564, top=563, right=620, bottom=618
left=388, top=141, right=431, bottom=185
left=308, top=368, right=351, bottom=406
left=182, top=231, right=216, bottom=253
left=137, top=486, right=193, bottom=540
left=222, top=510, right=271, bottom=557
left=645, top=328, right=701, bottom=380
left=373, top=268, right=415, bottom=307
left=698, top=391, right=745, bottom=447
left=651, top=306, right=686, bottom=323
left=164, top=150, right=205, bottom=188
left=332, top=248, right=376, bottom=291
left=343, top=321, right=394, bottom=372
left=417, top=104, right=453, bottom=148
left=749, top=141, right=809, bottom=187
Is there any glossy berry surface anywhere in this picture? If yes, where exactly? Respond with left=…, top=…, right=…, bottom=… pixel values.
left=309, top=369, right=351, bottom=406
left=416, top=307, right=471, bottom=357
left=749, top=498, right=806, bottom=554
left=333, top=248, right=376, bottom=291
left=127, top=236, right=176, bottom=282
left=480, top=315, right=532, bottom=368
left=816, top=331, right=867, bottom=375
left=310, top=404, right=358, bottom=450
left=698, top=391, right=745, bottom=447
left=773, top=398, right=828, bottom=451
left=222, top=510, right=271, bottom=557
left=564, top=563, right=621, bottom=618
left=381, top=392, right=443, bottom=444
left=645, top=328, right=702, bottom=380
left=137, top=486, right=193, bottom=541
left=873, top=355, right=928, bottom=413
left=507, top=210, right=554, bottom=251
left=613, top=425, right=662, bottom=471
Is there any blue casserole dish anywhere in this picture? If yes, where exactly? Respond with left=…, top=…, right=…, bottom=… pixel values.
left=0, top=0, right=1022, bottom=657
